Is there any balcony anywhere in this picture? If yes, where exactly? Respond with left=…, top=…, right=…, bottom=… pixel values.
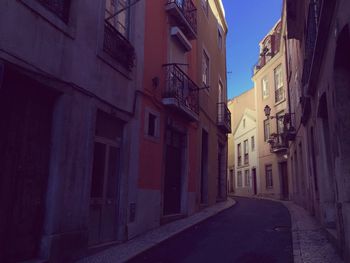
left=217, top=103, right=231, bottom=133
left=165, top=0, right=197, bottom=40
left=162, top=64, right=199, bottom=121
left=244, top=154, right=249, bottom=165
left=237, top=156, right=242, bottom=167
left=103, top=21, right=135, bottom=71
left=267, top=133, right=288, bottom=154
left=37, top=0, right=71, bottom=22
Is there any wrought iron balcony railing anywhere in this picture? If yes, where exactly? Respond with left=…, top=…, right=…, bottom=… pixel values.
left=217, top=102, right=231, bottom=133
left=301, top=1, right=318, bottom=88
left=162, top=64, right=199, bottom=121
left=166, top=0, right=197, bottom=39
left=244, top=154, right=249, bottom=165
left=237, top=156, right=242, bottom=167
left=267, top=133, right=288, bottom=153
left=103, top=21, right=135, bottom=71
left=37, top=0, right=71, bottom=22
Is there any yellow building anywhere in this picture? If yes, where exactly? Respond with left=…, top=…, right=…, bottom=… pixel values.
left=195, top=0, right=231, bottom=205
left=252, top=19, right=290, bottom=200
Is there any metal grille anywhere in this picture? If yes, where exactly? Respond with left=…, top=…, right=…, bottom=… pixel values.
left=103, top=21, right=135, bottom=71
left=166, top=0, right=197, bottom=34
left=38, top=0, right=71, bottom=22
left=163, top=64, right=199, bottom=115
left=217, top=102, right=231, bottom=133
left=302, top=1, right=318, bottom=86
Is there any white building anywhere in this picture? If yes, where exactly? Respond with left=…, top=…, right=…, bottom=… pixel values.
left=233, top=109, right=259, bottom=196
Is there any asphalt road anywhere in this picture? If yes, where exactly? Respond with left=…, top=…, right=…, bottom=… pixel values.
left=127, top=197, right=293, bottom=263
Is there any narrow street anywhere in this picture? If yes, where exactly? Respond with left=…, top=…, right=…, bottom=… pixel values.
left=128, top=197, right=293, bottom=263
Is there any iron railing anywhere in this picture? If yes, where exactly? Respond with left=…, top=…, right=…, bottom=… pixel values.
left=103, top=21, right=135, bottom=71
left=37, top=0, right=71, bottom=22
left=217, top=102, right=231, bottom=133
left=244, top=154, right=249, bottom=165
left=268, top=133, right=288, bottom=153
left=237, top=156, right=242, bottom=167
left=166, top=0, right=197, bottom=35
left=301, top=1, right=318, bottom=86
left=163, top=64, right=199, bottom=115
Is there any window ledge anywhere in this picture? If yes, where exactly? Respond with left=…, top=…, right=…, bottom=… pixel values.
left=97, top=50, right=133, bottom=80
left=274, top=98, right=286, bottom=106
left=19, top=0, right=76, bottom=39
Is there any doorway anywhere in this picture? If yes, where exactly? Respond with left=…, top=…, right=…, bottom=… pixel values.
left=252, top=168, right=257, bottom=195
left=280, top=162, right=289, bottom=200
left=88, top=111, right=122, bottom=246
left=163, top=128, right=184, bottom=215
left=200, top=129, right=209, bottom=204
left=0, top=71, right=56, bottom=262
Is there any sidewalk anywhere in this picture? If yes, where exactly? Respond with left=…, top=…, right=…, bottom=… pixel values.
left=282, top=201, right=344, bottom=263
left=77, top=198, right=236, bottom=263
left=252, top=196, right=344, bottom=263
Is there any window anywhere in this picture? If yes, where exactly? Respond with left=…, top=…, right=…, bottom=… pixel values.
left=274, top=64, right=284, bottom=102
left=201, top=0, right=208, bottom=16
left=244, top=170, right=250, bottom=187
left=37, top=0, right=71, bottom=22
left=218, top=29, right=223, bottom=50
left=237, top=143, right=242, bottom=166
left=105, top=0, right=130, bottom=38
left=202, top=50, right=210, bottom=87
left=237, top=171, right=242, bottom=187
left=265, top=164, right=273, bottom=188
left=262, top=76, right=269, bottom=99
left=145, top=110, right=159, bottom=139
left=244, top=140, right=249, bottom=164
left=243, top=119, right=246, bottom=128
left=276, top=111, right=284, bottom=143
left=264, top=119, right=270, bottom=142
left=251, top=136, right=255, bottom=151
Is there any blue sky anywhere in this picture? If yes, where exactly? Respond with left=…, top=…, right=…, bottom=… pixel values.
left=222, top=0, right=283, bottom=99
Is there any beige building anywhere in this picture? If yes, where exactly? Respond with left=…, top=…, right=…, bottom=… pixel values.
left=252, top=19, right=291, bottom=200
left=227, top=88, right=256, bottom=193
left=232, top=109, right=259, bottom=196
left=196, top=0, right=231, bottom=204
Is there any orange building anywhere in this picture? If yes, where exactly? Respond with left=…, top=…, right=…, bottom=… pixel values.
left=129, top=0, right=230, bottom=238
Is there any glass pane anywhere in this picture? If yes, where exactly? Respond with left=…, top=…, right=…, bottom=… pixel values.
left=106, top=146, right=120, bottom=198
left=91, top=142, right=106, bottom=198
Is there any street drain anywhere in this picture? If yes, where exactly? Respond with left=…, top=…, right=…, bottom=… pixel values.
left=273, top=226, right=290, bottom=232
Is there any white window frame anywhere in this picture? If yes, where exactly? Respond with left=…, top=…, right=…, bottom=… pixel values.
left=262, top=76, right=269, bottom=99
left=144, top=108, right=160, bottom=141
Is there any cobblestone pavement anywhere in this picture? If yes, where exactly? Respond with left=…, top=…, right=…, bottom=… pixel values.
left=76, top=198, right=236, bottom=263
left=281, top=201, right=344, bottom=263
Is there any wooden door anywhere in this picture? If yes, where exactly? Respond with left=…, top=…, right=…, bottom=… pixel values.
left=252, top=168, right=257, bottom=195
left=163, top=129, right=183, bottom=215
left=280, top=162, right=289, bottom=200
left=0, top=73, right=55, bottom=262
left=89, top=139, right=120, bottom=246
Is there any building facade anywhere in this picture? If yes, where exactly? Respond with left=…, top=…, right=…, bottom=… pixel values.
left=0, top=0, right=230, bottom=262
left=233, top=109, right=259, bottom=196
left=132, top=0, right=230, bottom=239
left=227, top=88, right=256, bottom=194
left=252, top=20, right=291, bottom=200
left=285, top=0, right=350, bottom=260
left=0, top=0, right=145, bottom=262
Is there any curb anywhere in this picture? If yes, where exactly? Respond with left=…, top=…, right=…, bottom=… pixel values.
left=77, top=197, right=236, bottom=263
